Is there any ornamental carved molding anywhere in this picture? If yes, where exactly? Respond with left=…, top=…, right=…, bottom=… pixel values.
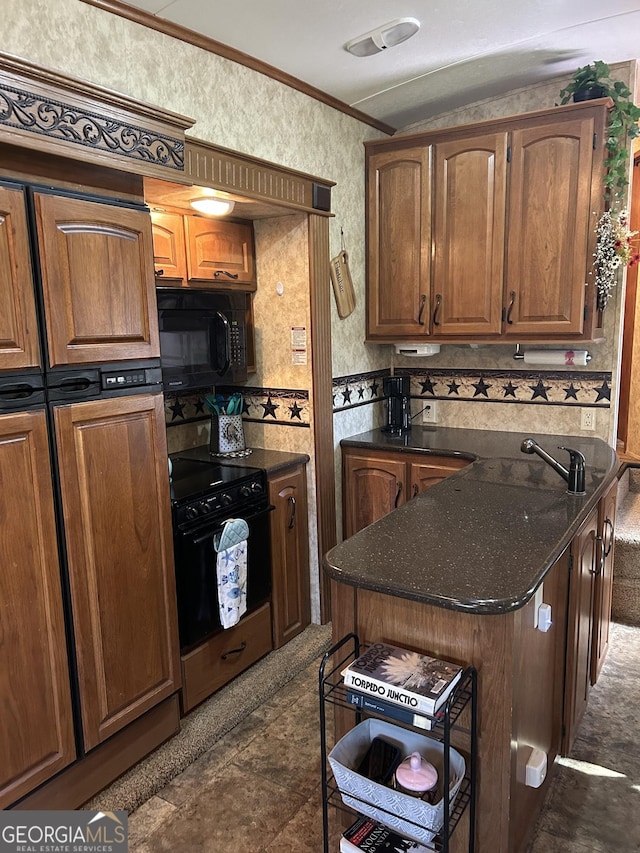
left=0, top=52, right=194, bottom=179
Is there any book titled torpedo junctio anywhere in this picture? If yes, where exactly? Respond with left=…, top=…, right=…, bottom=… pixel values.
left=342, top=642, right=463, bottom=716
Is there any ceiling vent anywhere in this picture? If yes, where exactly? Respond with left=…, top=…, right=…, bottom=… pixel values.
left=344, top=17, right=420, bottom=58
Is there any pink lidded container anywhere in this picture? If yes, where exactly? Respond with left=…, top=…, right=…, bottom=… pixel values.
left=394, top=752, right=439, bottom=802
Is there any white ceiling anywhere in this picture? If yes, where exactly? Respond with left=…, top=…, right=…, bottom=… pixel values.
left=123, top=0, right=640, bottom=129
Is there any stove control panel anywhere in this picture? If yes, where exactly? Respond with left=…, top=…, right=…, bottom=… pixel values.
left=174, top=473, right=267, bottom=527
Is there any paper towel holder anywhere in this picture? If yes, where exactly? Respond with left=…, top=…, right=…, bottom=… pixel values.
left=512, top=344, right=591, bottom=364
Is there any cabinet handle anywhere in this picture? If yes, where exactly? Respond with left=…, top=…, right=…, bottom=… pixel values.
left=214, top=270, right=239, bottom=280
left=603, top=518, right=614, bottom=558
left=288, top=495, right=297, bottom=529
left=221, top=641, right=247, bottom=660
left=156, top=269, right=164, bottom=276
left=505, top=290, right=516, bottom=324
left=433, top=294, right=442, bottom=327
left=394, top=481, right=403, bottom=508
left=412, top=483, right=419, bottom=498
left=418, top=294, right=427, bottom=325
left=593, top=534, right=603, bottom=574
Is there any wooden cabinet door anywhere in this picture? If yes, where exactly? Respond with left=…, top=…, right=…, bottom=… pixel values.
left=409, top=456, right=470, bottom=498
left=185, top=217, right=255, bottom=285
left=564, top=507, right=597, bottom=753
left=432, top=133, right=507, bottom=337
left=366, top=148, right=431, bottom=340
left=34, top=193, right=160, bottom=366
left=0, top=184, right=40, bottom=371
left=343, top=450, right=407, bottom=538
left=591, top=479, right=617, bottom=684
left=269, top=464, right=311, bottom=649
left=504, top=115, right=600, bottom=337
left=151, top=210, right=187, bottom=281
left=0, top=409, right=75, bottom=807
left=53, top=393, right=180, bottom=751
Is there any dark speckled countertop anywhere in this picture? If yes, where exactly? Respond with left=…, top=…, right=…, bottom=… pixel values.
left=171, top=444, right=309, bottom=475
left=325, top=426, right=619, bottom=615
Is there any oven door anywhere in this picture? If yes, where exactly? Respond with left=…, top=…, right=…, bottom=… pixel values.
left=174, top=503, right=273, bottom=651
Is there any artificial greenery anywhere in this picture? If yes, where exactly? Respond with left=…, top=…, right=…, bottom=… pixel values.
left=559, top=61, right=640, bottom=207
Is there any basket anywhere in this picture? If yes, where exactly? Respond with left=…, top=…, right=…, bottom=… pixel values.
left=328, top=718, right=465, bottom=845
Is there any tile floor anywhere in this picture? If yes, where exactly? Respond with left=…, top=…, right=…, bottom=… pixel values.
left=128, top=622, right=639, bottom=852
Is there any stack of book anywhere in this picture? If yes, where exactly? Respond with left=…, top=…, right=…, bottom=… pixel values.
left=340, top=815, right=433, bottom=852
left=341, top=642, right=463, bottom=725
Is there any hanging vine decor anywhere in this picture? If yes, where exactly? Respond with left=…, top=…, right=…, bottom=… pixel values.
left=593, top=209, right=640, bottom=310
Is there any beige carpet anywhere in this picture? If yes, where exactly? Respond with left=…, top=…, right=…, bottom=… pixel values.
left=613, top=467, right=640, bottom=625
left=87, top=623, right=332, bottom=814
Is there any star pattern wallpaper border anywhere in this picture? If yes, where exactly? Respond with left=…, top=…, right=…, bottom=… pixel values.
left=332, top=369, right=390, bottom=412
left=332, top=368, right=612, bottom=411
left=164, top=386, right=311, bottom=427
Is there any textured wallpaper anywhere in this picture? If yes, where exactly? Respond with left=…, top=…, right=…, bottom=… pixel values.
left=3, top=3, right=634, bottom=593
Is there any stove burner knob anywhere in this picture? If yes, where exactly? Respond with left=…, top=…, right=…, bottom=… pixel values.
left=185, top=506, right=200, bottom=520
left=250, top=481, right=263, bottom=494
left=199, top=500, right=213, bottom=514
left=220, top=493, right=233, bottom=506
left=239, top=485, right=252, bottom=498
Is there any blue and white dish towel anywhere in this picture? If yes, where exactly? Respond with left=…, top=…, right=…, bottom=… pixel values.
left=213, top=518, right=249, bottom=629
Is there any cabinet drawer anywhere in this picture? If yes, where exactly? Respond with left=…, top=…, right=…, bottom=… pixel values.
left=180, top=603, right=273, bottom=713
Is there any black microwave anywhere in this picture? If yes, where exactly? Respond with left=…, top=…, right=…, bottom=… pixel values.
left=156, top=288, right=248, bottom=390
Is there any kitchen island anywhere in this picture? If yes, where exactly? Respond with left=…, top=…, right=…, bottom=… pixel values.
left=324, top=427, right=619, bottom=853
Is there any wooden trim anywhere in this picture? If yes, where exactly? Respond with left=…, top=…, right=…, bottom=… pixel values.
left=185, top=138, right=334, bottom=216
left=11, top=695, right=180, bottom=810
left=0, top=51, right=194, bottom=178
left=365, top=97, right=614, bottom=154
left=78, top=0, right=395, bottom=136
left=308, top=214, right=336, bottom=622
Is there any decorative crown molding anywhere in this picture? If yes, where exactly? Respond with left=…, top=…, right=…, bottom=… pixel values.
left=0, top=52, right=194, bottom=178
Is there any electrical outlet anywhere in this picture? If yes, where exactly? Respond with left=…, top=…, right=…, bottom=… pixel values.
left=581, top=409, right=596, bottom=431
left=422, top=401, right=438, bottom=423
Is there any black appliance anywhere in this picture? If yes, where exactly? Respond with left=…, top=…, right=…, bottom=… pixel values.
left=156, top=287, right=248, bottom=391
left=169, top=448, right=273, bottom=651
left=382, top=375, right=411, bottom=433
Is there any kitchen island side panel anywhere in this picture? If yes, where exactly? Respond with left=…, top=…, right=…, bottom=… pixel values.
left=347, top=586, right=515, bottom=853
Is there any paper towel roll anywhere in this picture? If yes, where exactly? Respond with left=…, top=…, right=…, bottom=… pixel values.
left=522, top=350, right=589, bottom=366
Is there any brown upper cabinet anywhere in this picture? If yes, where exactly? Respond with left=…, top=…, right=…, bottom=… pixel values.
left=365, top=100, right=609, bottom=344
left=185, top=216, right=256, bottom=288
left=151, top=211, right=256, bottom=290
left=0, top=185, right=40, bottom=372
left=151, top=210, right=188, bottom=281
left=34, top=193, right=160, bottom=366
left=367, top=147, right=431, bottom=339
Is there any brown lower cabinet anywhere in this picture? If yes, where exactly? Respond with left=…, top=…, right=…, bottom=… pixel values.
left=0, top=393, right=181, bottom=809
left=0, top=409, right=75, bottom=808
left=269, top=463, right=311, bottom=648
left=563, top=477, right=618, bottom=753
left=180, top=603, right=273, bottom=714
left=54, top=393, right=181, bottom=751
left=342, top=446, right=470, bottom=538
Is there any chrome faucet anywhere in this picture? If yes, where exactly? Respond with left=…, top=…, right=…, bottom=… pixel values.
left=520, top=438, right=586, bottom=496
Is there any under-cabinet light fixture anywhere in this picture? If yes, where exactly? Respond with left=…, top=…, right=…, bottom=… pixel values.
left=190, top=197, right=235, bottom=216
left=345, top=17, right=420, bottom=57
